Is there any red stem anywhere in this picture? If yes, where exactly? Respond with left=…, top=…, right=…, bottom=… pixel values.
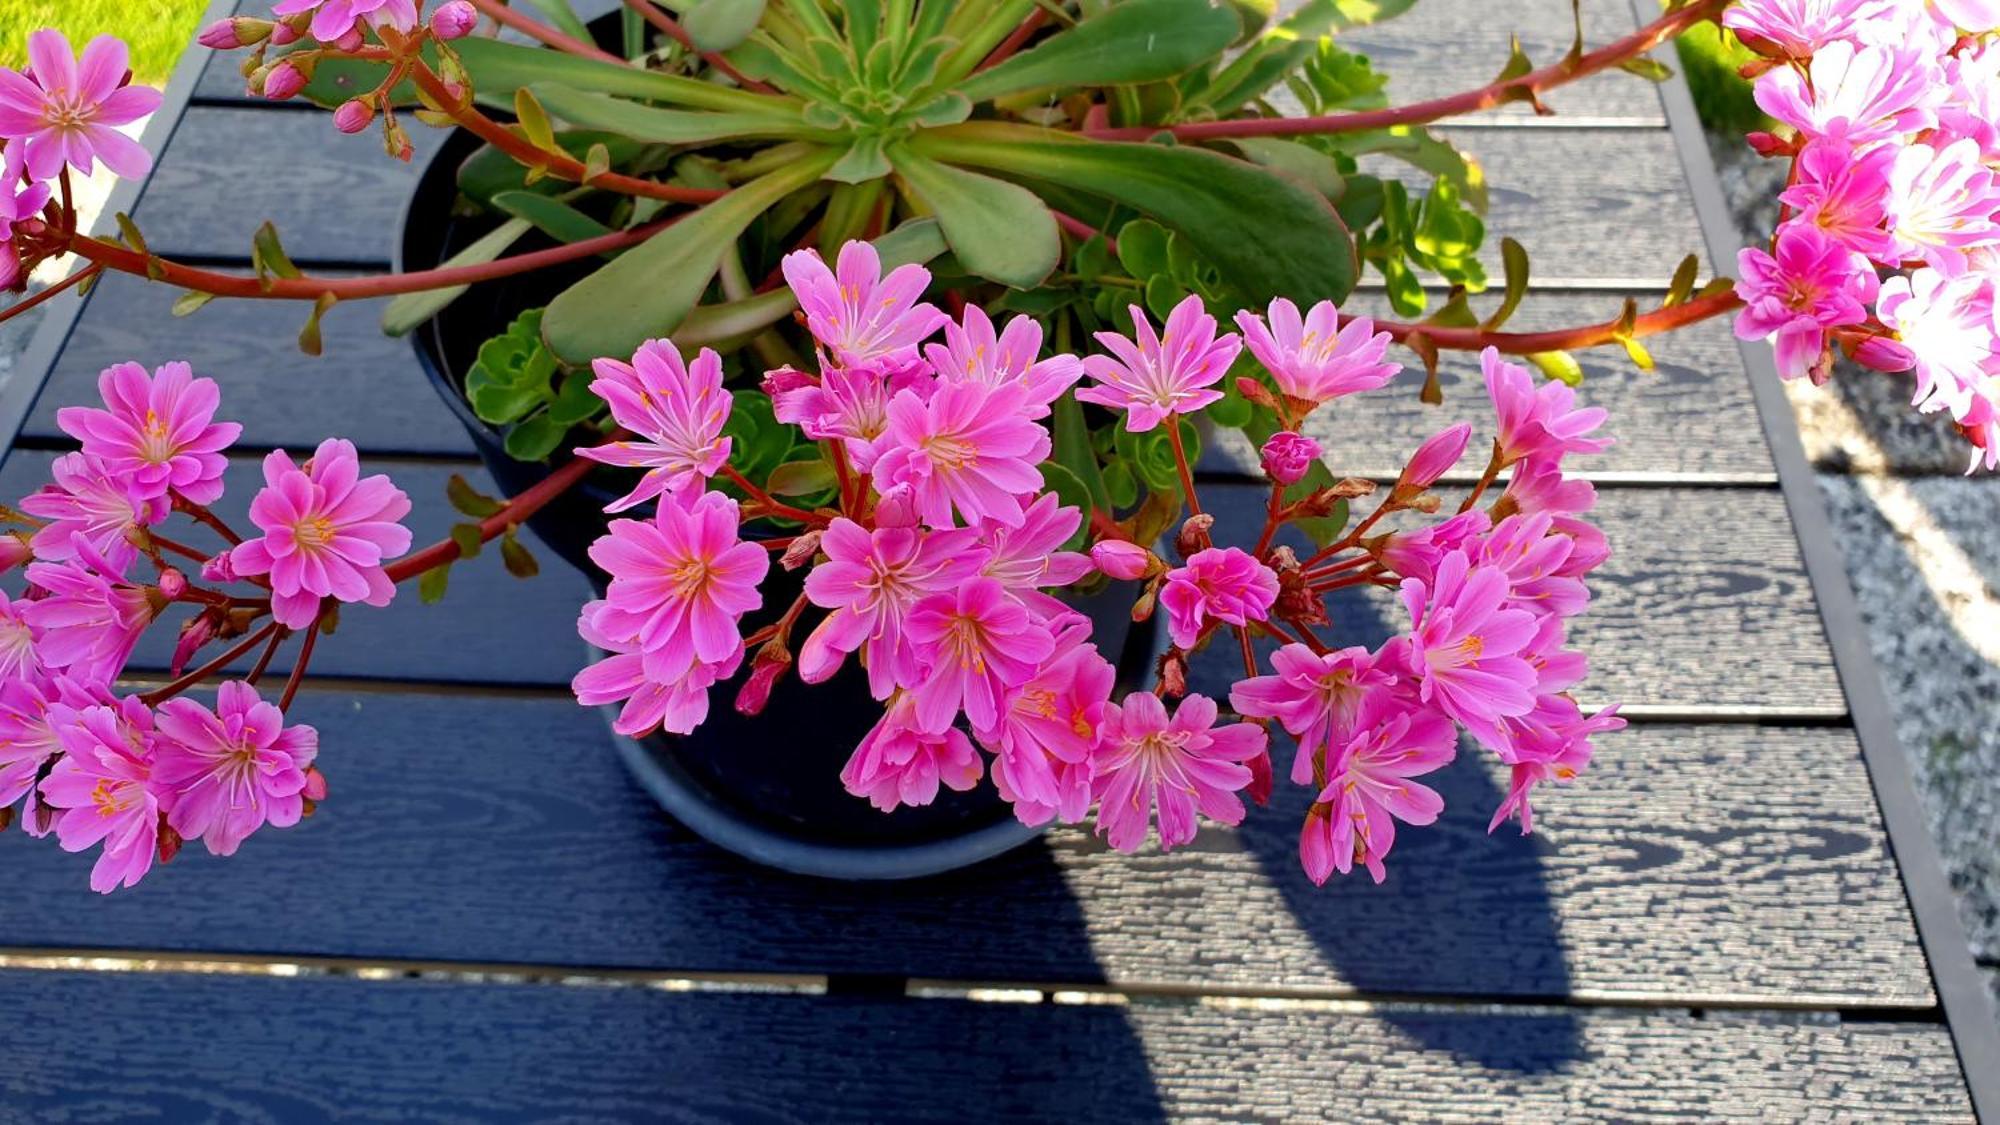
left=385, top=452, right=599, bottom=583
left=278, top=621, right=320, bottom=710
left=975, top=9, right=1049, bottom=73
left=246, top=626, right=290, bottom=685
left=622, top=0, right=778, bottom=93
left=0, top=264, right=100, bottom=326
left=1082, top=0, right=1732, bottom=142
left=139, top=621, right=281, bottom=705
left=466, top=0, right=624, bottom=63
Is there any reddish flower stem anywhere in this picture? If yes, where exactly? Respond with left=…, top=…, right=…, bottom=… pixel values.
left=1458, top=444, right=1506, bottom=513
left=975, top=9, right=1049, bottom=73
left=1356, top=288, right=1745, bottom=357
left=246, top=625, right=290, bottom=685
left=0, top=264, right=100, bottom=326
left=1165, top=421, right=1202, bottom=520
left=139, top=621, right=281, bottom=706
left=384, top=451, right=600, bottom=583
left=278, top=621, right=320, bottom=710
left=146, top=532, right=213, bottom=566
left=721, top=464, right=824, bottom=525
left=622, top=0, right=778, bottom=93
left=1052, top=210, right=1114, bottom=255
left=465, top=0, right=624, bottom=63
left=174, top=496, right=244, bottom=546
left=1081, top=0, right=1732, bottom=142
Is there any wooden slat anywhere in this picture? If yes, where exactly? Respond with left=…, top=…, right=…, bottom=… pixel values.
left=1199, top=292, right=1776, bottom=481
left=135, top=110, right=1699, bottom=283
left=0, top=686, right=1927, bottom=1003
left=27, top=272, right=475, bottom=457
left=0, top=971, right=1966, bottom=1120
left=0, top=453, right=592, bottom=686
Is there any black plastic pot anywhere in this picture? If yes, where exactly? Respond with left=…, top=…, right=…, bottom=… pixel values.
left=396, top=121, right=1158, bottom=879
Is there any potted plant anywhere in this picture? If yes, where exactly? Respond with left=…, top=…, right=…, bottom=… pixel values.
left=0, top=0, right=1980, bottom=891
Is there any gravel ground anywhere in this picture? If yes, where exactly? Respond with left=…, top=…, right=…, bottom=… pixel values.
left=1715, top=140, right=2000, bottom=1018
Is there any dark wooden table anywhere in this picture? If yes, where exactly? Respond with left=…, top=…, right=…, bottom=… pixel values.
left=0, top=0, right=1993, bottom=1118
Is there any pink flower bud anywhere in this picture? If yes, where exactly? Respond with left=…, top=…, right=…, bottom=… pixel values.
left=779, top=529, right=823, bottom=571
left=1258, top=430, right=1321, bottom=486
left=734, top=646, right=791, bottom=717
left=332, top=28, right=366, bottom=52
left=302, top=767, right=328, bottom=802
left=171, top=614, right=216, bottom=676
left=873, top=483, right=920, bottom=528
left=332, top=98, right=375, bottom=134
left=0, top=532, right=30, bottom=575
left=1853, top=335, right=1916, bottom=373
left=1246, top=747, right=1273, bottom=807
left=271, top=22, right=302, bottom=46
left=1090, top=540, right=1155, bottom=581
left=1400, top=422, right=1472, bottom=491
left=430, top=0, right=478, bottom=40
left=262, top=61, right=306, bottom=101
left=201, top=552, right=237, bottom=584
left=1745, top=131, right=1793, bottom=158
left=199, top=17, right=273, bottom=49
left=156, top=825, right=183, bottom=865
left=760, top=365, right=816, bottom=398
left=156, top=568, right=188, bottom=601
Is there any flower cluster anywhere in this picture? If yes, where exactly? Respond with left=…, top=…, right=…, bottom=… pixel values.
left=1726, top=0, right=2000, bottom=470
left=570, top=242, right=1622, bottom=879
left=0, top=362, right=410, bottom=891
left=0, top=30, right=161, bottom=287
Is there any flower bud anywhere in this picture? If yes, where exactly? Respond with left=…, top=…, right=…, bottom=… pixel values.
left=1745, top=130, right=1794, bottom=158
left=1130, top=580, right=1158, bottom=623
left=1234, top=376, right=1279, bottom=411
left=382, top=116, right=414, bottom=162
left=199, top=17, right=274, bottom=49
left=157, top=568, right=188, bottom=601
left=1246, top=747, right=1274, bottom=807
left=156, top=824, right=184, bottom=865
left=1398, top=422, right=1472, bottom=492
left=261, top=60, right=306, bottom=101
left=430, top=0, right=478, bottom=40
left=1090, top=539, right=1155, bottom=581
left=303, top=766, right=329, bottom=802
left=271, top=21, right=303, bottom=46
left=201, top=551, right=238, bottom=584
left=873, top=483, right=919, bottom=528
left=171, top=613, right=217, bottom=676
left=1852, top=335, right=1916, bottom=373
left=1174, top=513, right=1214, bottom=560
left=331, top=27, right=366, bottom=52
left=1157, top=650, right=1188, bottom=698
left=1259, top=431, right=1321, bottom=486
left=333, top=98, right=376, bottom=134
left=0, top=532, right=30, bottom=575
left=779, top=529, right=823, bottom=572
left=760, top=365, right=816, bottom=397
left=735, top=644, right=792, bottom=717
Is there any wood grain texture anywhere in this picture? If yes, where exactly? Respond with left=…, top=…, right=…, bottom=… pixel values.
left=131, top=107, right=445, bottom=263
left=0, top=453, right=593, bottom=686
left=0, top=688, right=1928, bottom=1003
left=0, top=971, right=1967, bottom=1121
left=24, top=272, right=473, bottom=457
left=1200, top=293, right=1776, bottom=481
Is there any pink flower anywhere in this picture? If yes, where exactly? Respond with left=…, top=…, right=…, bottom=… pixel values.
left=22, top=542, right=151, bottom=684
left=573, top=600, right=743, bottom=737
left=1476, top=512, right=1590, bottom=620
left=0, top=590, right=40, bottom=681
left=270, top=0, right=420, bottom=43
left=55, top=361, right=240, bottom=505
left=1779, top=140, right=1896, bottom=260
left=0, top=674, right=67, bottom=806
left=153, top=681, right=318, bottom=857
left=1487, top=696, right=1623, bottom=834
left=20, top=453, right=166, bottom=569
left=0, top=143, right=50, bottom=290
left=924, top=305, right=1082, bottom=416
left=1399, top=422, right=1473, bottom=490
left=1503, top=460, right=1598, bottom=516
left=1883, top=139, right=2000, bottom=271
left=230, top=439, right=413, bottom=630
left=1723, top=0, right=1900, bottom=57
left=0, top=30, right=160, bottom=180
left=840, top=695, right=983, bottom=813
left=1377, top=510, right=1490, bottom=584
left=1231, top=644, right=1394, bottom=785
left=1078, top=295, right=1243, bottom=432
left=1259, top=431, right=1321, bottom=485
left=1089, top=539, right=1156, bottom=581
left=575, top=339, right=733, bottom=512
left=586, top=490, right=768, bottom=683
left=1878, top=268, right=2000, bottom=419
left=871, top=381, right=1049, bottom=529
left=977, top=492, right=1092, bottom=601
left=1483, top=348, right=1611, bottom=468
left=1933, top=0, right=2000, bottom=32
left=768, top=363, right=931, bottom=472
left=1158, top=547, right=1279, bottom=649
left=1090, top=691, right=1266, bottom=853
left=903, top=577, right=1056, bottom=733
left=1941, top=41, right=2000, bottom=159
left=979, top=616, right=1112, bottom=826
left=1234, top=300, right=1397, bottom=405
left=1733, top=222, right=1879, bottom=382
left=781, top=241, right=947, bottom=371
left=800, top=518, right=988, bottom=699
left=1397, top=550, right=1540, bottom=729
left=1753, top=41, right=1940, bottom=146
left=1298, top=694, right=1457, bottom=884
left=39, top=699, right=163, bottom=893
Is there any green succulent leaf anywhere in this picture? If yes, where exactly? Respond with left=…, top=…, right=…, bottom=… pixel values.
left=1037, top=463, right=1095, bottom=552
left=766, top=457, right=838, bottom=496
left=683, top=0, right=768, bottom=51
left=520, top=0, right=592, bottom=43
left=1115, top=219, right=1171, bottom=279
left=826, top=134, right=894, bottom=183
left=890, top=147, right=1059, bottom=289
left=916, top=125, right=1359, bottom=306
left=542, top=151, right=835, bottom=363
left=1227, top=137, right=1346, bottom=200
left=1484, top=237, right=1529, bottom=330
left=453, top=35, right=782, bottom=113
left=490, top=190, right=613, bottom=244
left=381, top=218, right=532, bottom=336
left=954, top=0, right=1241, bottom=103
left=505, top=413, right=569, bottom=461
left=457, top=131, right=644, bottom=206
left=1326, top=125, right=1488, bottom=214
left=530, top=83, right=816, bottom=145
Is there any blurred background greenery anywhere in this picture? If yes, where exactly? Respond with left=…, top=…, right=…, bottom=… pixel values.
left=0, top=0, right=212, bottom=86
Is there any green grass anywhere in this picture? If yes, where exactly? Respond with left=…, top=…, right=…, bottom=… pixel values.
left=1674, top=20, right=1772, bottom=138
left=0, top=0, right=213, bottom=87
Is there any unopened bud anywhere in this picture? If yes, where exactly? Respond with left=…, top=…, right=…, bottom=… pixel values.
left=333, top=98, right=375, bottom=134
left=270, top=21, right=303, bottom=46
left=199, top=17, right=274, bottom=49
left=331, top=27, right=366, bottom=52
left=1157, top=649, right=1188, bottom=698
left=1130, top=581, right=1158, bottom=623
left=1407, top=493, right=1443, bottom=514
left=172, top=612, right=218, bottom=676
left=1258, top=431, right=1320, bottom=486
left=1174, top=513, right=1215, bottom=560
left=1090, top=539, right=1156, bottom=581
left=761, top=365, right=816, bottom=397
left=1246, top=748, right=1274, bottom=807
left=302, top=766, right=329, bottom=802
left=0, top=532, right=29, bottom=575
left=157, top=567, right=188, bottom=601
left=1234, top=376, right=1279, bottom=411
left=430, top=0, right=478, bottom=40
left=1852, top=334, right=1915, bottom=373
left=734, top=645, right=792, bottom=717
left=261, top=60, right=306, bottom=101
left=201, top=551, right=238, bottom=584
left=1745, top=130, right=1794, bottom=158
left=382, top=116, right=414, bottom=162
left=1273, top=566, right=1327, bottom=627
left=779, top=529, right=823, bottom=572
left=156, top=824, right=183, bottom=865
left=1399, top=422, right=1471, bottom=493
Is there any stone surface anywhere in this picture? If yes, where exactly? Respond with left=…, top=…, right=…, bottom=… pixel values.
left=1817, top=475, right=2000, bottom=963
